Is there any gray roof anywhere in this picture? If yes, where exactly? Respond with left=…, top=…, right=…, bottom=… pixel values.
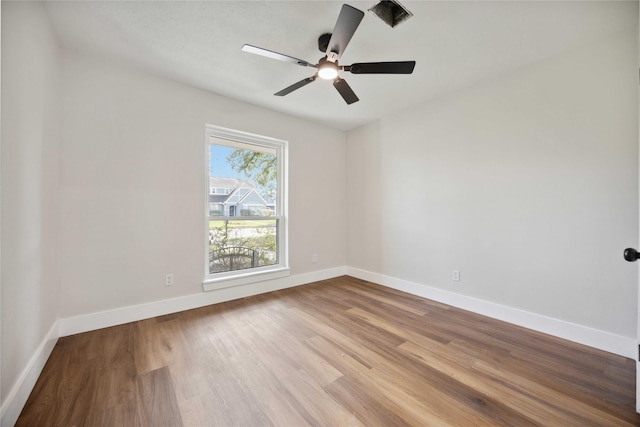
left=209, top=177, right=255, bottom=189
left=209, top=194, right=229, bottom=203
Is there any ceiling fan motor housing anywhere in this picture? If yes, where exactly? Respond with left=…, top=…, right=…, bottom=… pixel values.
left=318, top=33, right=332, bottom=53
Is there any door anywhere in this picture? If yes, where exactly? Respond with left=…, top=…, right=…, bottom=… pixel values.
left=630, top=45, right=640, bottom=408
left=632, top=17, right=640, bottom=413
left=622, top=248, right=640, bottom=412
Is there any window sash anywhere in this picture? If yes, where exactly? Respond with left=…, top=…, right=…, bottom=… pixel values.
left=204, top=125, right=288, bottom=289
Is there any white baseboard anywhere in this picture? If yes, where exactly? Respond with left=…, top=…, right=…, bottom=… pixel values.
left=59, top=266, right=347, bottom=337
left=347, top=267, right=636, bottom=359
left=1, top=321, right=59, bottom=427
left=5, top=265, right=635, bottom=426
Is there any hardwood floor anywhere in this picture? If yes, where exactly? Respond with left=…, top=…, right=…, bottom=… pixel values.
left=18, top=276, right=640, bottom=426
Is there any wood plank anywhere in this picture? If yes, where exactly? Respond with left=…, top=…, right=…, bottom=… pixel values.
left=136, top=367, right=183, bottom=427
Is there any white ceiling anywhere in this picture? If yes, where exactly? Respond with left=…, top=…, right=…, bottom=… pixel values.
left=43, top=1, right=637, bottom=131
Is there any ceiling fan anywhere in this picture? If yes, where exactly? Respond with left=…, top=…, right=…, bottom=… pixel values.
left=242, top=4, right=416, bottom=105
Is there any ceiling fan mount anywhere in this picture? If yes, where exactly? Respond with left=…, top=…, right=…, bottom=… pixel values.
left=242, top=4, right=416, bottom=105
left=318, top=33, right=332, bottom=54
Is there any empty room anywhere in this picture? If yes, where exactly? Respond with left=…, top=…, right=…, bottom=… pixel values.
left=2, top=0, right=640, bottom=425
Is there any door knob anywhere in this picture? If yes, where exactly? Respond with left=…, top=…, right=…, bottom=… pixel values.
left=624, top=248, right=640, bottom=262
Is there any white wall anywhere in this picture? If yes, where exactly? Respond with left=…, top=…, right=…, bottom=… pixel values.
left=1, top=2, right=61, bottom=425
left=348, top=27, right=638, bottom=342
left=58, top=50, right=347, bottom=319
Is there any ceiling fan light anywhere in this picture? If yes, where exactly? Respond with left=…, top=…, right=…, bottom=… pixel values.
left=318, top=63, right=339, bottom=80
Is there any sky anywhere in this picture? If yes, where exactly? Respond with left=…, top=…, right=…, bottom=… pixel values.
left=209, top=144, right=244, bottom=179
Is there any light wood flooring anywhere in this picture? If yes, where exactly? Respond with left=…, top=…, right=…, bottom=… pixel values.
left=18, top=276, right=640, bottom=426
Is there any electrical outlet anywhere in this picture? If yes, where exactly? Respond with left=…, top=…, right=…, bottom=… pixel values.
left=312, top=254, right=318, bottom=263
left=452, top=270, right=460, bottom=282
left=165, top=274, right=174, bottom=287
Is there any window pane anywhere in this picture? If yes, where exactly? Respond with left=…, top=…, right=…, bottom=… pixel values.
left=208, top=144, right=277, bottom=217
left=208, top=219, right=278, bottom=273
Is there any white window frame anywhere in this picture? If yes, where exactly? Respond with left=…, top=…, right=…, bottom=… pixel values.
left=203, top=125, right=289, bottom=291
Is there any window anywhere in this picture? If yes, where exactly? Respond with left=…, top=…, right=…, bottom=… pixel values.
left=210, top=187, right=232, bottom=195
left=203, top=125, right=288, bottom=290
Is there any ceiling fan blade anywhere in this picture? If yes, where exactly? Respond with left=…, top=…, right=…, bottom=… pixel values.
left=325, top=4, right=364, bottom=61
left=242, top=44, right=314, bottom=68
left=347, top=61, right=416, bottom=74
left=333, top=77, right=359, bottom=105
left=275, top=76, right=317, bottom=96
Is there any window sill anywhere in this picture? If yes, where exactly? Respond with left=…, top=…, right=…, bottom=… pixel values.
left=202, top=267, right=290, bottom=292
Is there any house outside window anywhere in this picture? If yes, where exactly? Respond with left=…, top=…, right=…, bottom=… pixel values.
left=203, top=125, right=288, bottom=290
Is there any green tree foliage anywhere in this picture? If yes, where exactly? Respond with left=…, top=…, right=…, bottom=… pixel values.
left=227, top=149, right=275, bottom=187
left=209, top=220, right=277, bottom=273
left=227, top=149, right=276, bottom=198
